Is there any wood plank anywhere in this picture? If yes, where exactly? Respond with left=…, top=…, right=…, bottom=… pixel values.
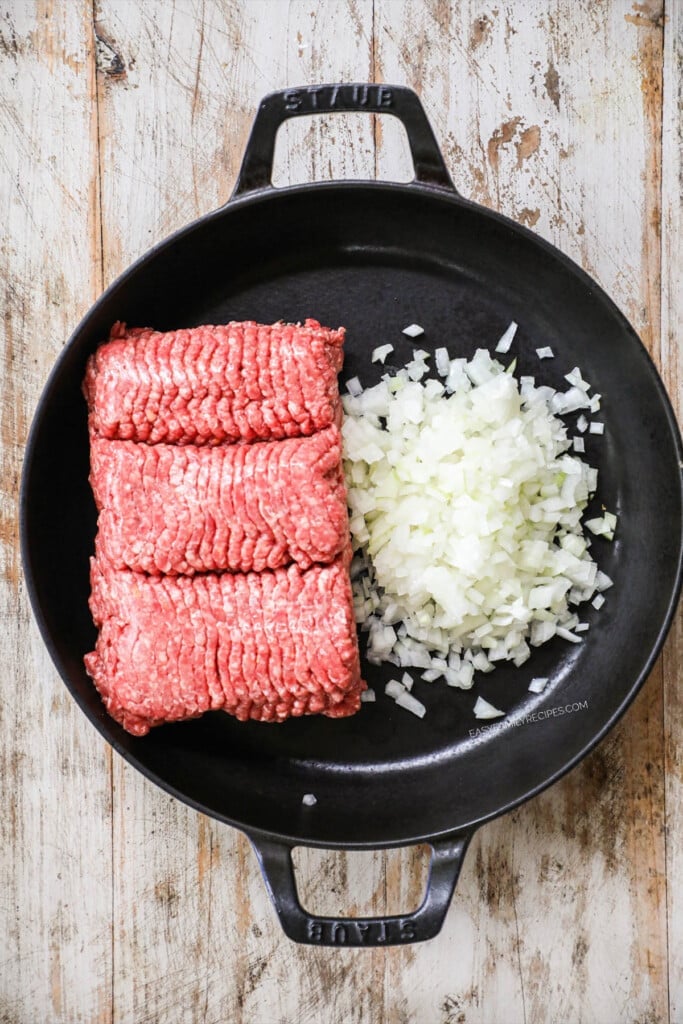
left=0, top=2, right=112, bottom=1022
left=91, top=2, right=395, bottom=1022
left=374, top=1, right=668, bottom=1021
left=662, top=0, right=683, bottom=1018
left=7, top=1, right=676, bottom=1020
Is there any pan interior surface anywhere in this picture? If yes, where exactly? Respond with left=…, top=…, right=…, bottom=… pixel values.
left=22, top=185, right=683, bottom=847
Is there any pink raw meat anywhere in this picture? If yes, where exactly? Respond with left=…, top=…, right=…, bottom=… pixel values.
left=83, top=319, right=345, bottom=445
left=90, top=426, right=348, bottom=574
left=85, top=551, right=364, bottom=736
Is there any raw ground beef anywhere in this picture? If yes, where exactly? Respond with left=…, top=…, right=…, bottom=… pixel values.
left=90, top=425, right=348, bottom=574
left=83, top=319, right=344, bottom=445
left=85, top=551, right=364, bottom=736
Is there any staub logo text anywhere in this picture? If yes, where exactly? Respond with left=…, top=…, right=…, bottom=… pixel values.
left=283, top=84, right=394, bottom=112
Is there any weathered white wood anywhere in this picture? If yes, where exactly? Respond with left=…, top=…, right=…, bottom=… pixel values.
left=0, top=3, right=113, bottom=1023
left=4, top=0, right=680, bottom=1020
left=374, top=2, right=669, bottom=1022
left=662, top=0, right=683, bottom=1019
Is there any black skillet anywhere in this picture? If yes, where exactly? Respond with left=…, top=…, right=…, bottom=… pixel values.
left=21, top=84, right=683, bottom=946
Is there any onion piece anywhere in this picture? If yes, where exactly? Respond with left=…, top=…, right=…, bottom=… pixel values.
left=473, top=696, right=505, bottom=719
left=528, top=677, right=549, bottom=693
left=395, top=691, right=426, bottom=717
left=495, top=321, right=518, bottom=354
left=402, top=323, right=424, bottom=338
left=536, top=346, right=554, bottom=359
left=372, top=344, right=394, bottom=364
left=435, top=347, right=450, bottom=376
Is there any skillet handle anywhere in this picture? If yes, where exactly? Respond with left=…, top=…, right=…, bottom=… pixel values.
left=231, top=83, right=457, bottom=198
left=249, top=831, right=473, bottom=946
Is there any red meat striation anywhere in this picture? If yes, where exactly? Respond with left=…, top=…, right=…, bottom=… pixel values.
left=84, top=319, right=344, bottom=445
left=90, top=426, right=348, bottom=574
left=85, top=552, right=364, bottom=736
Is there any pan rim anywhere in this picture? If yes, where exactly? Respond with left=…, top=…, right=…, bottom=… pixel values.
left=20, top=178, right=683, bottom=849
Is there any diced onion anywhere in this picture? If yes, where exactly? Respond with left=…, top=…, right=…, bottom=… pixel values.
left=343, top=333, right=616, bottom=715
left=528, top=677, right=549, bottom=693
left=372, top=344, right=394, bottom=364
left=495, top=321, right=518, bottom=354
left=395, top=692, right=427, bottom=718
left=536, top=346, right=554, bottom=359
left=302, top=793, right=317, bottom=806
left=385, top=679, right=406, bottom=699
left=589, top=421, right=605, bottom=435
left=360, top=688, right=376, bottom=702
left=435, top=347, right=450, bottom=376
left=402, top=323, right=424, bottom=338
left=474, top=696, right=505, bottom=719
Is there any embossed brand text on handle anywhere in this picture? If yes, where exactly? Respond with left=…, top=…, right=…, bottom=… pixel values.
left=283, top=85, right=394, bottom=113
left=307, top=918, right=417, bottom=944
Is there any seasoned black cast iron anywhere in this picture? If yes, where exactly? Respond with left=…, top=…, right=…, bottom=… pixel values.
left=21, top=84, right=683, bottom=946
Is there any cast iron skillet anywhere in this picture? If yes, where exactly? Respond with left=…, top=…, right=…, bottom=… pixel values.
left=21, top=84, right=683, bottom=946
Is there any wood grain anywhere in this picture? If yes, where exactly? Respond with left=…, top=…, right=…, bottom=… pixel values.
left=662, top=1, right=683, bottom=1020
left=3, top=1, right=681, bottom=1022
left=0, top=3, right=112, bottom=1023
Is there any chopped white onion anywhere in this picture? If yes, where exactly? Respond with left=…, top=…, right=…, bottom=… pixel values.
left=595, top=571, right=614, bottom=591
left=592, top=594, right=606, bottom=609
left=555, top=626, right=582, bottom=643
left=565, top=367, right=589, bottom=390
left=573, top=436, right=585, bottom=453
left=402, top=323, right=424, bottom=338
left=401, top=671, right=414, bottom=691
left=385, top=679, right=406, bottom=699
left=528, top=677, right=549, bottom=693
left=589, top=421, right=605, bottom=435
left=395, top=692, right=427, bottom=718
left=302, top=793, right=317, bottom=806
left=474, top=696, right=505, bottom=719
left=343, top=335, right=616, bottom=706
left=577, top=414, right=588, bottom=433
left=360, top=688, right=376, bottom=702
left=372, top=344, right=394, bottom=364
left=345, top=376, right=362, bottom=396
left=495, top=321, right=518, bottom=354
left=435, top=347, right=450, bottom=376
left=536, top=346, right=554, bottom=359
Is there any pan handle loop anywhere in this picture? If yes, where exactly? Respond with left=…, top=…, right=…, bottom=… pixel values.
left=231, top=83, right=457, bottom=198
left=248, top=831, right=474, bottom=947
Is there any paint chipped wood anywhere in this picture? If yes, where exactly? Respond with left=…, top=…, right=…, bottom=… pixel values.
left=2, top=1, right=681, bottom=1022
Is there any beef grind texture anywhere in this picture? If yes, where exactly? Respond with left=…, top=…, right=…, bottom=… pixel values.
left=84, top=319, right=344, bottom=445
left=84, top=318, right=363, bottom=734
left=90, top=425, right=348, bottom=574
left=85, top=553, right=364, bottom=736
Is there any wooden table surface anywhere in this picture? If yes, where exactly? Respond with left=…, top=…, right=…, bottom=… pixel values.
left=3, top=1, right=682, bottom=1021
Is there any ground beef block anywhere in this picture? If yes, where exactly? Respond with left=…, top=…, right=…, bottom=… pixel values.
left=85, top=551, right=364, bottom=736
left=90, top=426, right=348, bottom=574
left=84, top=319, right=344, bottom=445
